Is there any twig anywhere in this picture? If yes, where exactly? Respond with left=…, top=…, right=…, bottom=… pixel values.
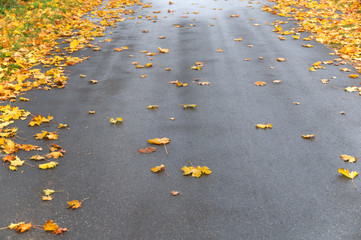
left=188, top=161, right=193, bottom=167
left=164, top=144, right=168, bottom=156
left=164, top=168, right=170, bottom=176
left=0, top=227, right=8, bottom=230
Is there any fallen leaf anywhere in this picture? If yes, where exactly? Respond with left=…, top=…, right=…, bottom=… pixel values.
left=53, top=228, right=68, bottom=235
left=302, top=44, right=313, bottom=48
left=255, top=124, right=272, bottom=129
left=345, top=86, right=358, bottom=92
left=321, top=79, right=329, bottom=84
left=170, top=117, right=175, bottom=121
left=171, top=191, right=179, bottom=196
left=158, top=47, right=169, bottom=53
left=183, top=104, right=197, bottom=109
left=67, top=200, right=82, bottom=209
left=43, top=189, right=55, bottom=196
left=277, top=58, right=286, bottom=62
left=88, top=111, right=96, bottom=114
left=145, top=63, right=153, bottom=68
left=244, top=58, right=250, bottom=61
left=39, top=161, right=58, bottom=169
left=148, top=137, right=170, bottom=145
left=58, top=123, right=68, bottom=128
left=140, top=75, right=147, bottom=78
left=340, top=155, right=357, bottom=163
left=147, top=105, right=159, bottom=110
left=293, top=102, right=301, bottom=105
left=234, top=37, right=243, bottom=42
left=42, top=195, right=53, bottom=201
left=216, top=48, right=223, bottom=52
left=254, top=81, right=266, bottom=86
left=273, top=80, right=282, bottom=83
left=44, top=220, right=58, bottom=232
left=139, top=147, right=156, bottom=153
left=182, top=165, right=212, bottom=178
left=89, top=79, right=98, bottom=84
left=31, top=154, right=45, bottom=161
left=230, top=14, right=239, bottom=17
left=159, top=36, right=166, bottom=39
left=29, top=115, right=53, bottom=126
left=309, top=67, right=316, bottom=72
left=349, top=74, right=359, bottom=79
left=339, top=168, right=359, bottom=179
left=110, top=117, right=123, bottom=124
left=197, top=81, right=210, bottom=85
left=150, top=164, right=165, bottom=173
left=80, top=74, right=87, bottom=78
left=302, top=134, right=315, bottom=139
left=15, top=223, right=32, bottom=233
left=19, top=97, right=29, bottom=102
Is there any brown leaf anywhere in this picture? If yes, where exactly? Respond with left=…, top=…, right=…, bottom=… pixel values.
left=139, top=147, right=156, bottom=154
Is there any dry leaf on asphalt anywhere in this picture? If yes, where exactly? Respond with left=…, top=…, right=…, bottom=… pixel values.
left=150, top=164, right=165, bottom=173
left=340, top=155, right=357, bottom=163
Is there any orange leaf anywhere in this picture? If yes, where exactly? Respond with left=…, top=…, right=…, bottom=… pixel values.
left=44, top=220, right=58, bottom=232
left=139, top=147, right=156, bottom=154
left=67, top=200, right=82, bottom=209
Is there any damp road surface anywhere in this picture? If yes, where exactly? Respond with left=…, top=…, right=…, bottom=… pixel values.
left=2, top=0, right=361, bottom=239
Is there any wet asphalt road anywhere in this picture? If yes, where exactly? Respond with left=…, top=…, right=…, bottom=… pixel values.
left=2, top=0, right=361, bottom=239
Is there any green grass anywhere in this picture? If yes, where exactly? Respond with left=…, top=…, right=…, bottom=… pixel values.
left=0, top=0, right=19, bottom=14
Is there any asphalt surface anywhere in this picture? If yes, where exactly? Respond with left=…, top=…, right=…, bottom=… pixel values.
left=2, top=0, right=361, bottom=239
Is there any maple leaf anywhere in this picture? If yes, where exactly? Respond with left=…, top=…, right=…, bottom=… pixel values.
left=35, top=131, right=49, bottom=139
left=148, top=137, right=170, bottom=145
left=255, top=124, right=272, bottom=129
left=302, top=134, right=315, bottom=139
left=88, top=111, right=96, bottom=114
left=150, top=164, right=165, bottom=173
left=39, top=161, right=58, bottom=169
left=349, top=74, right=359, bottom=79
left=89, top=79, right=98, bottom=84
left=171, top=191, right=179, bottom=196
left=276, top=58, right=286, bottom=62
left=14, top=222, right=32, bottom=233
left=234, top=37, right=243, bottom=42
left=42, top=195, right=53, bottom=201
left=4, top=139, right=19, bottom=154
left=145, top=63, right=153, bottom=68
left=19, top=97, right=29, bottom=102
left=58, top=123, right=68, bottom=128
left=46, top=132, right=59, bottom=140
left=29, top=115, right=53, bottom=126
left=183, top=104, right=197, bottom=109
left=340, top=155, right=357, bottom=163
left=53, top=227, right=68, bottom=235
left=182, top=165, right=212, bottom=178
left=110, top=117, right=123, bottom=124
left=139, top=147, right=156, bottom=153
left=158, top=47, right=169, bottom=53
left=10, top=156, right=24, bottom=167
left=230, top=14, right=239, bottom=17
left=254, top=81, right=266, bottom=86
left=197, top=81, right=210, bottom=86
left=31, top=155, right=46, bottom=161
left=44, top=220, right=58, bottom=232
left=67, top=200, right=82, bottom=209
left=176, top=82, right=188, bottom=87
left=273, top=80, right=282, bottom=84
left=43, top=189, right=55, bottom=196
left=216, top=48, right=223, bottom=53
left=339, top=168, right=358, bottom=179
left=302, top=44, right=313, bottom=48
left=69, top=39, right=79, bottom=49
left=3, top=155, right=15, bottom=163
left=147, top=105, right=158, bottom=110
left=46, top=151, right=64, bottom=159
left=9, top=222, right=24, bottom=230
left=344, top=86, right=358, bottom=92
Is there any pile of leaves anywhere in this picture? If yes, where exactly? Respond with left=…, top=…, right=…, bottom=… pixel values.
left=262, top=0, right=361, bottom=71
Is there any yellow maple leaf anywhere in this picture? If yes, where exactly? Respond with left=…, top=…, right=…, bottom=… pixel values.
left=254, top=81, right=266, bottom=86
left=31, top=154, right=45, bottom=161
left=29, top=115, right=53, bottom=126
left=150, top=164, right=165, bottom=173
left=69, top=39, right=79, bottom=49
left=182, top=165, right=212, bottom=178
left=255, top=124, right=272, bottom=129
left=234, top=37, right=243, bottom=42
left=339, top=168, right=358, bottom=179
left=58, top=123, right=68, bottom=128
left=148, top=137, right=170, bottom=145
left=13, top=222, right=32, bottom=233
left=158, top=47, right=169, bottom=53
left=39, top=161, right=58, bottom=169
left=344, top=86, right=358, bottom=92
left=43, top=189, right=55, bottom=196
left=145, top=63, right=153, bottom=68
left=302, top=134, right=315, bottom=139
left=340, top=155, right=357, bottom=163
left=10, top=156, right=24, bottom=167
left=276, top=57, right=286, bottom=62
left=42, top=195, right=53, bottom=201
left=67, top=200, right=82, bottom=209
left=44, top=220, right=58, bottom=231
left=349, top=74, right=359, bottom=79
left=147, top=105, right=158, bottom=110
left=46, top=132, right=58, bottom=140
left=110, top=117, right=123, bottom=124
left=19, top=97, right=29, bottom=102
left=183, top=104, right=197, bottom=109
